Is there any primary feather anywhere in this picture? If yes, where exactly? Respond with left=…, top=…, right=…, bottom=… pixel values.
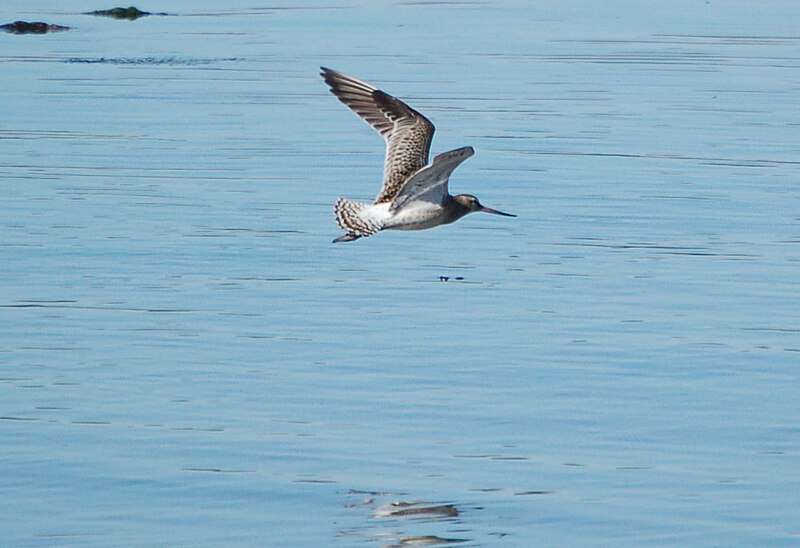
left=320, top=67, right=435, bottom=203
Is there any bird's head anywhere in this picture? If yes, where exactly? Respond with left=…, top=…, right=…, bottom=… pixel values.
left=453, top=194, right=516, bottom=217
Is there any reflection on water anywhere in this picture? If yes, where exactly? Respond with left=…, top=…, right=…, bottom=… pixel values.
left=2, top=0, right=800, bottom=545
left=342, top=491, right=469, bottom=546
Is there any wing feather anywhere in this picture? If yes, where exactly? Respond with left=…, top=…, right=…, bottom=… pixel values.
left=390, top=147, right=474, bottom=213
left=320, top=67, right=435, bottom=203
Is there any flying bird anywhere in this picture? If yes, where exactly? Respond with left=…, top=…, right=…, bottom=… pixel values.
left=320, top=67, right=515, bottom=243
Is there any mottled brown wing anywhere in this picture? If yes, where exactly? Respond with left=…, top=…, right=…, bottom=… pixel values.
left=320, top=67, right=435, bottom=203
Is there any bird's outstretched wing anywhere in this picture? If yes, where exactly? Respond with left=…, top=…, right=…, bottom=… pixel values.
left=390, top=146, right=474, bottom=213
left=320, top=67, right=435, bottom=203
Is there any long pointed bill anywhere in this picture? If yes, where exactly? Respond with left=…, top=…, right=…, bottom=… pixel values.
left=479, top=205, right=516, bottom=217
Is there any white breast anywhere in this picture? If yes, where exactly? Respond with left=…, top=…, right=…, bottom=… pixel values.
left=383, top=202, right=446, bottom=231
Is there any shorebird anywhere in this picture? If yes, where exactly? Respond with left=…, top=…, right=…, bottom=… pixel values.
left=321, top=67, right=515, bottom=243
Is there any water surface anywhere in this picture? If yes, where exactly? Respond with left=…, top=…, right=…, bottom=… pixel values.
left=2, top=1, right=799, bottom=546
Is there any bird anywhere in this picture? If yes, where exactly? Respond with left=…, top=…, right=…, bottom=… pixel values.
left=320, top=67, right=515, bottom=243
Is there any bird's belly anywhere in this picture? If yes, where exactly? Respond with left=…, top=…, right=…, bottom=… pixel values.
left=383, top=207, right=448, bottom=231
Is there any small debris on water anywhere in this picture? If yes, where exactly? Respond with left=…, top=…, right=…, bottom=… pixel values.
left=398, top=535, right=467, bottom=545
left=375, top=501, right=460, bottom=518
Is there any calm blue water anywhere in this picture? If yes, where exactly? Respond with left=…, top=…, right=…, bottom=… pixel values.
left=2, top=1, right=799, bottom=546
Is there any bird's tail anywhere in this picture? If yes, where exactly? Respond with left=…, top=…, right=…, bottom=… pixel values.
left=333, top=198, right=382, bottom=242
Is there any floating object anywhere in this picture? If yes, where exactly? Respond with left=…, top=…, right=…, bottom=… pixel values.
left=86, top=6, right=163, bottom=20
left=1, top=21, right=69, bottom=34
left=374, top=501, right=460, bottom=518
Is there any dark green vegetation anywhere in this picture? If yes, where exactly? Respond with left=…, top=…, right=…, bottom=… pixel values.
left=1, top=21, right=69, bottom=34
left=86, top=6, right=164, bottom=20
